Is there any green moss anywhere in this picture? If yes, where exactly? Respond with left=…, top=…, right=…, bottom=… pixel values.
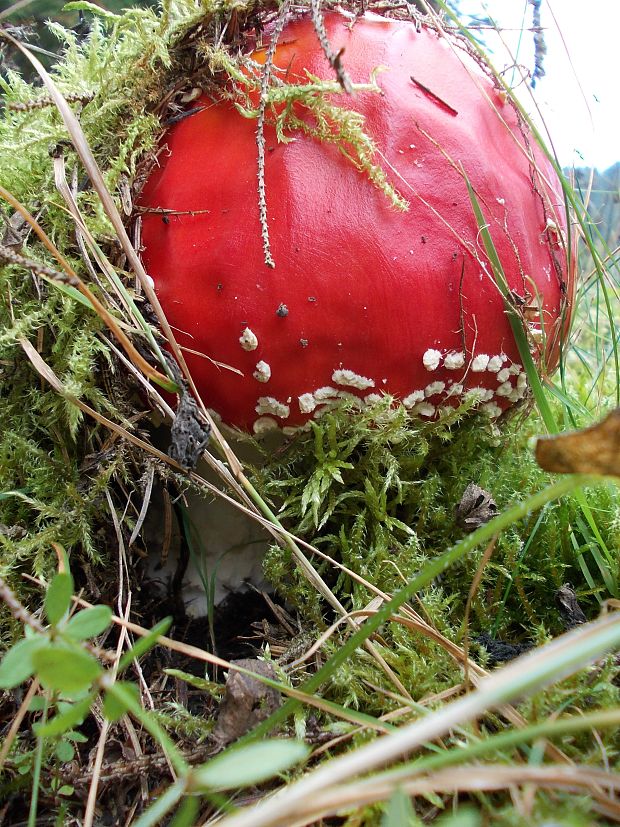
left=258, top=397, right=619, bottom=643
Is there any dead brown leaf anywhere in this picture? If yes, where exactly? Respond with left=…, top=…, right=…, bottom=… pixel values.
left=535, top=409, right=620, bottom=477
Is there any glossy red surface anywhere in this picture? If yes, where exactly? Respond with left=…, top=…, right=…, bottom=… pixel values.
left=139, top=12, right=573, bottom=431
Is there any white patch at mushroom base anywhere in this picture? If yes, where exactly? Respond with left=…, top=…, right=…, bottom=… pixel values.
left=144, top=446, right=273, bottom=615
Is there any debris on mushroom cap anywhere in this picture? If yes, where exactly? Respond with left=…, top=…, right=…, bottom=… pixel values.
left=138, top=12, right=574, bottom=433
left=253, top=360, right=271, bottom=383
left=444, top=351, right=466, bottom=370
left=239, top=327, right=259, bottom=351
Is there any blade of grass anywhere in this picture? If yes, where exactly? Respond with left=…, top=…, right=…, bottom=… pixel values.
left=463, top=171, right=558, bottom=433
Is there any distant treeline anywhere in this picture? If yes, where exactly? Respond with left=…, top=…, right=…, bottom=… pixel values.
left=573, top=163, right=620, bottom=252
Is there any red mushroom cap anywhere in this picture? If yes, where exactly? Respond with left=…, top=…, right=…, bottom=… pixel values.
left=139, top=12, right=573, bottom=434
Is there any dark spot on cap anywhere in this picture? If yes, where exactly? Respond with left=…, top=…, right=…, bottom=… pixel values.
left=276, top=303, right=289, bottom=317
left=421, top=236, right=427, bottom=243
left=216, top=283, right=223, bottom=291
left=162, top=215, right=170, bottom=225
left=307, top=296, right=317, bottom=302
left=300, top=338, right=309, bottom=348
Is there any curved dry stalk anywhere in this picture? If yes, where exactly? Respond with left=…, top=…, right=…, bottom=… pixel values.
left=266, top=765, right=620, bottom=827
left=0, top=678, right=40, bottom=773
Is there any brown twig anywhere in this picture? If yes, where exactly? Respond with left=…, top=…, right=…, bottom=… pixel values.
left=7, top=92, right=93, bottom=111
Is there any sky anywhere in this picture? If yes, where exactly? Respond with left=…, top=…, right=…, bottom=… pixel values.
left=457, top=0, right=620, bottom=170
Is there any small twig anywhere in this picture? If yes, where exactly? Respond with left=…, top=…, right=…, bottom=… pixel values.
left=410, top=75, right=458, bottom=116
left=0, top=242, right=79, bottom=284
left=61, top=746, right=214, bottom=788
left=310, top=0, right=353, bottom=94
left=7, top=92, right=93, bottom=111
left=256, top=0, right=290, bottom=269
left=0, top=576, right=45, bottom=633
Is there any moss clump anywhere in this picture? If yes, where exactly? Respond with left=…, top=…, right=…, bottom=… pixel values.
left=258, top=396, right=619, bottom=636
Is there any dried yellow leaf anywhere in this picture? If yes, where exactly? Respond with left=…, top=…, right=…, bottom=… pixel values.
left=535, top=409, right=620, bottom=477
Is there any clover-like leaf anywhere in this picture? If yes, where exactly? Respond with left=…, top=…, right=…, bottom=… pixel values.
left=63, top=605, right=112, bottom=641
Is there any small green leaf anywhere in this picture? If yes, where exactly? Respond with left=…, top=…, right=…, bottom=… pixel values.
left=382, top=788, right=418, bottom=827
left=57, top=785, right=75, bottom=796
left=65, top=730, right=88, bottom=743
left=103, top=681, right=140, bottom=722
left=0, top=636, right=47, bottom=689
left=45, top=573, right=74, bottom=625
left=55, top=740, right=75, bottom=762
left=32, top=645, right=102, bottom=695
left=63, top=605, right=112, bottom=641
left=36, top=693, right=94, bottom=737
left=117, top=617, right=172, bottom=671
left=192, top=740, right=309, bottom=791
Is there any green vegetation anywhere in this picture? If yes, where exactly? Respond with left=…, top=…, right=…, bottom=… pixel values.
left=0, top=0, right=618, bottom=824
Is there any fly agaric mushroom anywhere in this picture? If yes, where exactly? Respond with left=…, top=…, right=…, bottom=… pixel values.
left=138, top=11, right=573, bottom=435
